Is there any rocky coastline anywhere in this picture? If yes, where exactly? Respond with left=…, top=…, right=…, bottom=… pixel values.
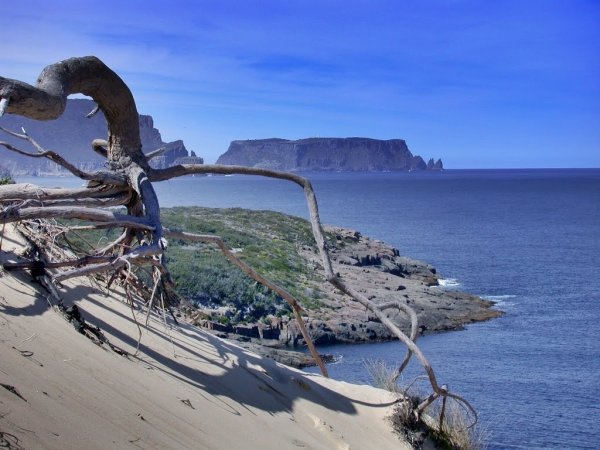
left=180, top=222, right=502, bottom=367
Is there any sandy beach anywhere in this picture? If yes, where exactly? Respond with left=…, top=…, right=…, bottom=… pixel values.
left=0, top=224, right=410, bottom=449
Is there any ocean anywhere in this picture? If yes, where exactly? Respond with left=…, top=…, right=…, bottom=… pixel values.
left=17, top=169, right=600, bottom=449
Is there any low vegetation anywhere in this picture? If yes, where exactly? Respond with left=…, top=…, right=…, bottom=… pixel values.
left=366, top=359, right=488, bottom=450
left=60, top=207, right=334, bottom=323
left=0, top=165, right=13, bottom=185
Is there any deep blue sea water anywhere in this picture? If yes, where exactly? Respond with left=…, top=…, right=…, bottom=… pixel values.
left=18, top=169, right=600, bottom=449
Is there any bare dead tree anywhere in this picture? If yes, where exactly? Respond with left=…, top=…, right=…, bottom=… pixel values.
left=0, top=56, right=476, bottom=426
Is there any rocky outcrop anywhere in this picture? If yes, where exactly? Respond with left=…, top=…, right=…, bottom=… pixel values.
left=0, top=98, right=201, bottom=174
left=149, top=140, right=204, bottom=169
left=188, top=222, right=502, bottom=352
left=161, top=206, right=501, bottom=366
left=427, top=158, right=444, bottom=170
left=282, top=226, right=502, bottom=346
left=216, top=137, right=441, bottom=172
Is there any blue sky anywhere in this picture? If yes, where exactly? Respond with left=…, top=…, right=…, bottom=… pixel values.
left=1, top=0, right=598, bottom=167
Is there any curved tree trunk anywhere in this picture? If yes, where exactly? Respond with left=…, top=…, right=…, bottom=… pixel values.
left=1, top=56, right=144, bottom=168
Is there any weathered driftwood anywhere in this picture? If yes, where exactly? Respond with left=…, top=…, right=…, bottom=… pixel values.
left=0, top=56, right=476, bottom=426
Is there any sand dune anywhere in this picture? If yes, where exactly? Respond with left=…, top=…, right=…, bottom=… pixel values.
left=0, top=225, right=410, bottom=449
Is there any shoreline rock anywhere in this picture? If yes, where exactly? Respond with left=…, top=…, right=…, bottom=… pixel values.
left=184, top=224, right=502, bottom=366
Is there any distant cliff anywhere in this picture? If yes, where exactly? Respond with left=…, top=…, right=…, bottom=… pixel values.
left=216, top=137, right=443, bottom=172
left=0, top=99, right=203, bottom=175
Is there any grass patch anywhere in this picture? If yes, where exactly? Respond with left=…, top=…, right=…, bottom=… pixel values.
left=161, top=207, right=328, bottom=321
left=58, top=207, right=335, bottom=323
left=364, top=359, right=488, bottom=450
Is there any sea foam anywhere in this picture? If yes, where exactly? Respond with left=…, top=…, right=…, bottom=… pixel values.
left=482, top=294, right=517, bottom=307
left=438, top=278, right=461, bottom=288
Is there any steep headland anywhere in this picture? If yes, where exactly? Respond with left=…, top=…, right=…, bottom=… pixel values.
left=0, top=98, right=203, bottom=174
left=216, top=137, right=443, bottom=172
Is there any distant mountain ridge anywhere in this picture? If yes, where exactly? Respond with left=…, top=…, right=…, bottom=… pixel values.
left=0, top=98, right=203, bottom=175
left=216, top=137, right=442, bottom=172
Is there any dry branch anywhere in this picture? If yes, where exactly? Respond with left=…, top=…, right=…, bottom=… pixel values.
left=0, top=126, right=126, bottom=185
left=0, top=184, right=127, bottom=202
left=163, top=228, right=329, bottom=377
left=1, top=205, right=153, bottom=230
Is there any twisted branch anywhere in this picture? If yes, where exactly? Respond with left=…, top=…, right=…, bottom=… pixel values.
left=0, top=127, right=127, bottom=185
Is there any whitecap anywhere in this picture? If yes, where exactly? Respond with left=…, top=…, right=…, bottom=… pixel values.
left=482, top=294, right=517, bottom=307
left=328, top=355, right=344, bottom=365
left=438, top=278, right=461, bottom=288
left=483, top=294, right=517, bottom=300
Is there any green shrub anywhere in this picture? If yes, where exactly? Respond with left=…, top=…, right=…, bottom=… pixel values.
left=57, top=206, right=331, bottom=324
left=0, top=165, right=14, bottom=185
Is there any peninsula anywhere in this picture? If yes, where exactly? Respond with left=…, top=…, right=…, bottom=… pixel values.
left=160, top=207, right=500, bottom=363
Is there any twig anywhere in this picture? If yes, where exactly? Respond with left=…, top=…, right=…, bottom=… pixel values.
left=144, top=266, right=161, bottom=325
left=439, top=394, right=448, bottom=432
left=160, top=292, right=178, bottom=358
left=122, top=268, right=143, bottom=357
left=85, top=104, right=100, bottom=118
left=145, top=146, right=168, bottom=161
left=379, top=300, right=419, bottom=382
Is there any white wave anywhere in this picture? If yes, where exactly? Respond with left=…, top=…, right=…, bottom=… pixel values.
left=482, top=294, right=517, bottom=307
left=328, top=355, right=344, bottom=365
left=438, top=278, right=461, bottom=288
left=482, top=295, right=517, bottom=300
